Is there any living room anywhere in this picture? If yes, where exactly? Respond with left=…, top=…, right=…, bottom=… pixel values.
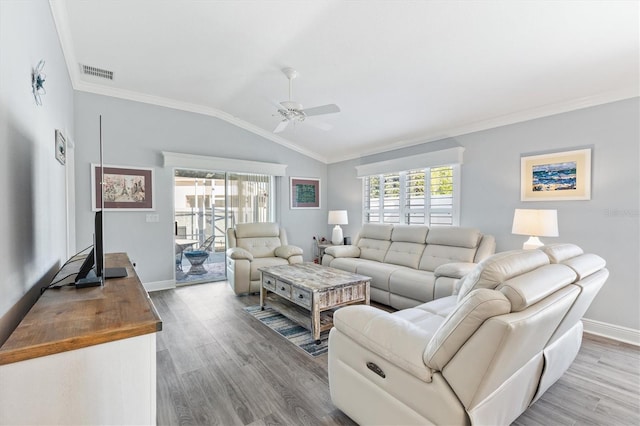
left=0, top=1, right=638, bottom=425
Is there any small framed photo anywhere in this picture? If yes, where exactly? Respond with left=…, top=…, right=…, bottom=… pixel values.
left=290, top=177, right=321, bottom=209
left=55, top=130, right=66, bottom=165
left=520, top=148, right=591, bottom=201
left=92, top=164, right=155, bottom=211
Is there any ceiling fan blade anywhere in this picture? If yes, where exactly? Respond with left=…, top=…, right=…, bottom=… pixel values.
left=274, top=120, right=289, bottom=133
left=305, top=120, right=333, bottom=131
left=301, top=104, right=340, bottom=117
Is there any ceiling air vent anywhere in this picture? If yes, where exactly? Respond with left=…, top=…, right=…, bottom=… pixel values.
left=80, top=64, right=114, bottom=80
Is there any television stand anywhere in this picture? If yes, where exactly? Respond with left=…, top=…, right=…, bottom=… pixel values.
left=75, top=269, right=102, bottom=288
left=104, top=267, right=127, bottom=279
left=0, top=253, right=161, bottom=425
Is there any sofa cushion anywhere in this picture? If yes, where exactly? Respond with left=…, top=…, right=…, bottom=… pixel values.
left=391, top=225, right=429, bottom=243
left=389, top=268, right=436, bottom=303
left=358, top=238, right=392, bottom=262
left=392, top=295, right=458, bottom=330
left=496, top=264, right=577, bottom=312
left=541, top=243, right=606, bottom=280
left=385, top=242, right=427, bottom=269
left=274, top=245, right=303, bottom=259
left=419, top=245, right=477, bottom=272
left=426, top=227, right=481, bottom=249
left=330, top=257, right=369, bottom=273
left=358, top=223, right=394, bottom=241
left=424, top=289, right=511, bottom=371
left=356, top=262, right=401, bottom=292
left=235, top=222, right=280, bottom=238
left=562, top=254, right=607, bottom=281
left=237, top=236, right=282, bottom=258
left=456, top=249, right=550, bottom=301
left=540, top=243, right=583, bottom=263
left=325, top=245, right=361, bottom=258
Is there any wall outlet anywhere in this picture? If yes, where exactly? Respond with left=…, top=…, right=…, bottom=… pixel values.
left=146, top=213, right=159, bottom=223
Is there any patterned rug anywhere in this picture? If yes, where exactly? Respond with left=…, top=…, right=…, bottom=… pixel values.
left=244, top=305, right=329, bottom=357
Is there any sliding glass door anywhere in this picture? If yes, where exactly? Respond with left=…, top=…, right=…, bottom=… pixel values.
left=226, top=173, right=273, bottom=228
left=173, top=169, right=274, bottom=286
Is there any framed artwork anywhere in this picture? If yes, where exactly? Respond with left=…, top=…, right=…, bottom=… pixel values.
left=55, top=129, right=66, bottom=165
left=290, top=177, right=321, bottom=209
left=520, top=148, right=591, bottom=201
left=92, top=164, right=155, bottom=211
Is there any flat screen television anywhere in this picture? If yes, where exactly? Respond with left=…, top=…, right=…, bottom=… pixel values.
left=74, top=116, right=127, bottom=288
left=75, top=209, right=127, bottom=287
left=74, top=212, right=103, bottom=287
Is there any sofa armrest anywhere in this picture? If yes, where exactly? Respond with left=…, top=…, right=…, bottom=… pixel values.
left=325, top=245, right=361, bottom=258
left=333, top=305, right=433, bottom=382
left=275, top=245, right=303, bottom=259
left=226, top=247, right=254, bottom=261
left=434, top=262, right=476, bottom=280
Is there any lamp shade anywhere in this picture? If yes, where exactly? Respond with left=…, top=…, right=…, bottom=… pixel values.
left=511, top=209, right=559, bottom=237
left=328, top=210, right=348, bottom=225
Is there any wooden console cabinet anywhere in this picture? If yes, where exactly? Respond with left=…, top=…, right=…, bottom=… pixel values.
left=0, top=253, right=162, bottom=425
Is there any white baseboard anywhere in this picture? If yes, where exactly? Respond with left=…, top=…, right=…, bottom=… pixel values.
left=582, top=318, right=640, bottom=346
left=143, top=279, right=176, bottom=292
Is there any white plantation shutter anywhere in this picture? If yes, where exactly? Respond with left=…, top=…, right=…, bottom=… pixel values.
left=405, top=169, right=426, bottom=224
left=363, top=165, right=460, bottom=226
left=382, top=174, right=401, bottom=223
left=429, top=166, right=456, bottom=225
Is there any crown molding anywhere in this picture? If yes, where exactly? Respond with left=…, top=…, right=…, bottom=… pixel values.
left=48, top=0, right=327, bottom=164
left=327, top=88, right=638, bottom=164
left=73, top=80, right=328, bottom=164
left=49, top=1, right=637, bottom=166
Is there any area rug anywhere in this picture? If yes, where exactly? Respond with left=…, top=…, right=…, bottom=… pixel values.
left=244, top=305, right=329, bottom=357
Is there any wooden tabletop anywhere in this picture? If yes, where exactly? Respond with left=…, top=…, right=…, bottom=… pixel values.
left=0, top=253, right=162, bottom=365
left=259, top=262, right=371, bottom=292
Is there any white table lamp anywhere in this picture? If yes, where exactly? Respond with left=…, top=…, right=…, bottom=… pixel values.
left=328, top=210, right=348, bottom=245
left=512, top=209, right=559, bottom=249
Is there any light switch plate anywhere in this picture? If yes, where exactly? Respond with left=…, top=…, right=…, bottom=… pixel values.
left=146, top=213, right=159, bottom=223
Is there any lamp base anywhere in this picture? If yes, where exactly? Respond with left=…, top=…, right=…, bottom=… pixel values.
left=331, top=225, right=343, bottom=245
left=523, top=236, right=544, bottom=250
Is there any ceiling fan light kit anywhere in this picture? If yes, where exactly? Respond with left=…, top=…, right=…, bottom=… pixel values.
left=273, top=67, right=340, bottom=133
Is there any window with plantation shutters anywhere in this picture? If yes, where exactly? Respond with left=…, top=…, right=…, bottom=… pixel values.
left=363, top=165, right=459, bottom=226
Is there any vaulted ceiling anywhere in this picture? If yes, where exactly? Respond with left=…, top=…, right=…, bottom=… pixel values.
left=50, top=1, right=639, bottom=163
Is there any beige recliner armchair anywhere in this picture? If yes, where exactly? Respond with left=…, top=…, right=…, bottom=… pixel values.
left=226, top=222, right=303, bottom=295
left=328, top=243, right=608, bottom=425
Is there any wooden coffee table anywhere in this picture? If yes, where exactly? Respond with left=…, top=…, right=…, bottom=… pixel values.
left=259, top=263, right=371, bottom=344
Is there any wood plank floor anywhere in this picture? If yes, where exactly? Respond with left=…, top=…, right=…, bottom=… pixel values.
left=151, top=281, right=640, bottom=425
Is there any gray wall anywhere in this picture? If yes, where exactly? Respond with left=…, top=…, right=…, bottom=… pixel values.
left=0, top=0, right=75, bottom=344
left=328, top=98, right=640, bottom=330
left=74, top=92, right=328, bottom=285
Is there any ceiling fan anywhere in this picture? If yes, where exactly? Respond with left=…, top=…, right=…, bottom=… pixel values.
left=273, top=67, right=340, bottom=133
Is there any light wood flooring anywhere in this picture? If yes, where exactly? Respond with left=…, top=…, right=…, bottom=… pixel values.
left=151, top=281, right=640, bottom=426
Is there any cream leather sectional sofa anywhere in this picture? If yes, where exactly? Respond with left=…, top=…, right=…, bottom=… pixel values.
left=328, top=244, right=608, bottom=425
left=322, top=223, right=495, bottom=309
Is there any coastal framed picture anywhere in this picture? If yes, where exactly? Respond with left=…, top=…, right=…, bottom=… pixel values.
left=290, top=177, right=321, bottom=209
left=520, top=148, right=591, bottom=201
left=92, top=164, right=155, bottom=211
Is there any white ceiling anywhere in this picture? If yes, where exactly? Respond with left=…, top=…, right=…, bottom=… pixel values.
left=50, top=1, right=639, bottom=163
